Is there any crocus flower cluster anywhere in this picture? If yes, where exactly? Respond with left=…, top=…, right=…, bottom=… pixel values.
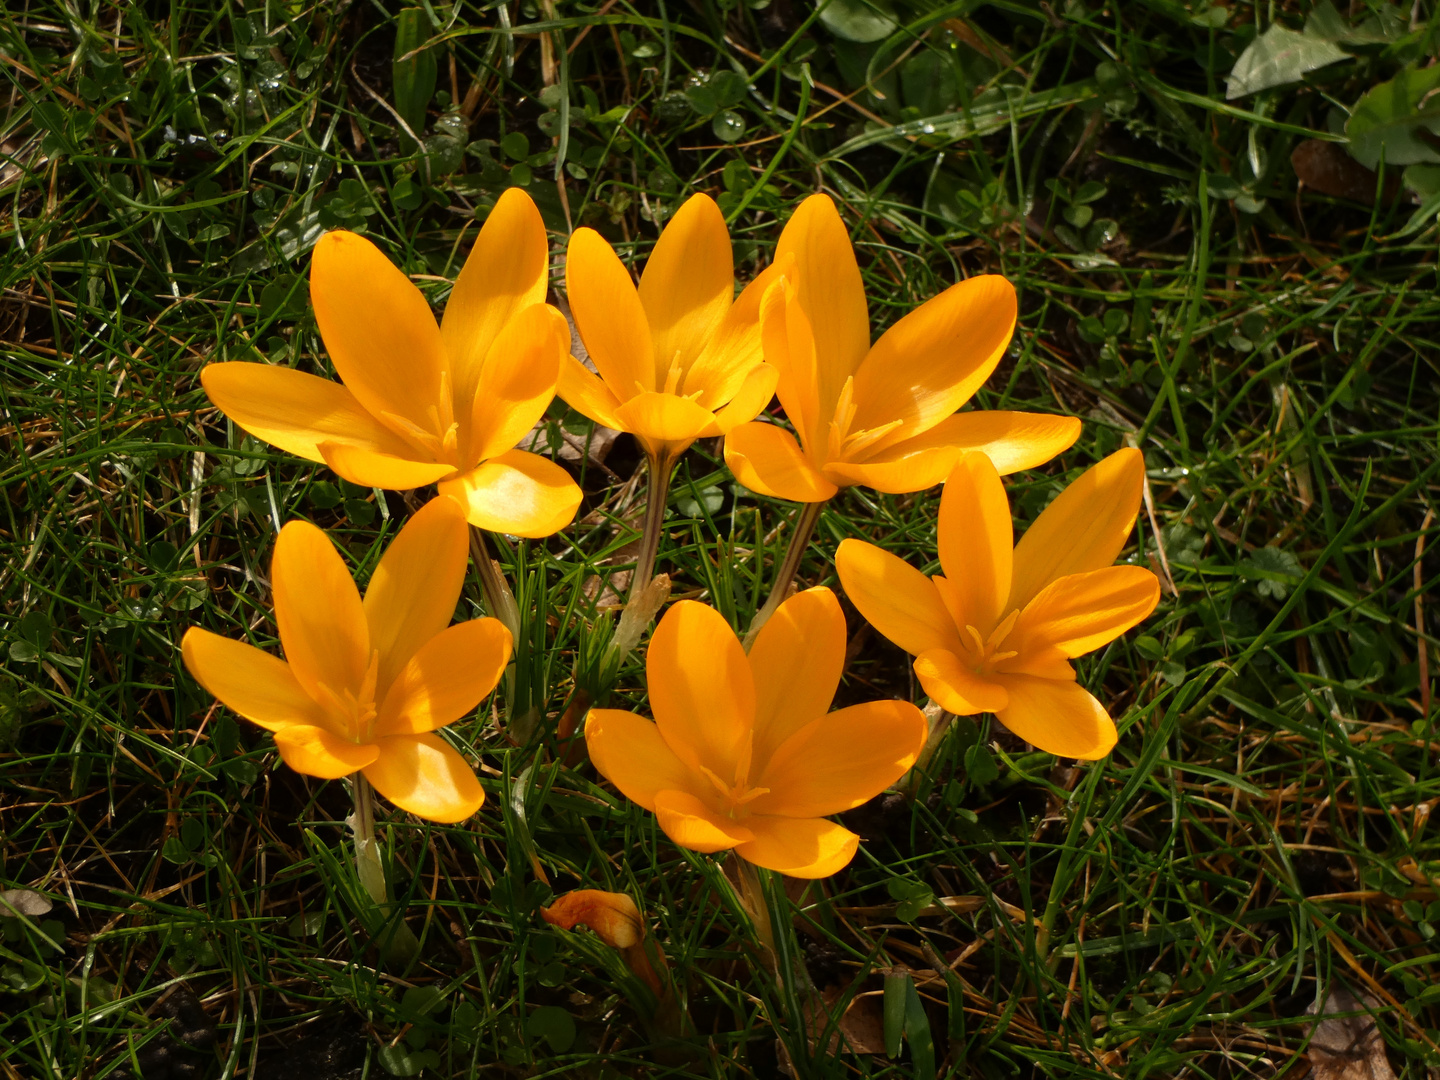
left=184, top=185, right=1159, bottom=889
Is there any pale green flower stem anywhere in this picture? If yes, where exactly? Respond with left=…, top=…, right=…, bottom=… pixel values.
left=629, top=452, right=676, bottom=609
left=903, top=700, right=956, bottom=796
left=469, top=526, right=540, bottom=742
left=348, top=774, right=420, bottom=965
left=742, top=499, right=826, bottom=652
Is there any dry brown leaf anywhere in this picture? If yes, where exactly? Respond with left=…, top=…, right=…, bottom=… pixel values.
left=1306, top=987, right=1397, bottom=1080
left=1292, top=140, right=1402, bottom=205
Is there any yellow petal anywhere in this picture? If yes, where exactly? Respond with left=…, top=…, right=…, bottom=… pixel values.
left=585, top=709, right=703, bottom=812
left=936, top=452, right=1011, bottom=636
left=272, top=725, right=378, bottom=779
left=711, top=363, right=777, bottom=434
left=724, top=422, right=838, bottom=502
left=752, top=699, right=926, bottom=818
left=758, top=277, right=820, bottom=449
left=638, top=193, right=733, bottom=385
left=200, top=363, right=418, bottom=464
left=774, top=194, right=869, bottom=415
left=685, top=253, right=793, bottom=405
left=467, top=304, right=568, bottom=466
left=647, top=601, right=754, bottom=781
left=362, top=495, right=469, bottom=696
left=557, top=355, right=626, bottom=430
left=541, top=890, right=644, bottom=949
left=612, top=391, right=716, bottom=447
left=441, top=188, right=549, bottom=415
left=271, top=520, right=370, bottom=706
left=310, top=230, right=447, bottom=434
left=565, top=227, right=653, bottom=396
left=438, top=449, right=581, bottom=538
left=912, top=648, right=1009, bottom=714
left=317, top=442, right=454, bottom=490
left=653, top=789, right=754, bottom=853
left=830, top=410, right=1081, bottom=492
left=180, top=627, right=326, bottom=732
left=991, top=674, right=1117, bottom=760
left=1008, top=566, right=1160, bottom=660
left=748, top=587, right=846, bottom=772
left=362, top=731, right=485, bottom=822
left=374, top=618, right=513, bottom=736
left=848, top=275, right=1016, bottom=446
left=834, top=538, right=962, bottom=658
left=734, top=816, right=859, bottom=879
left=1009, top=448, right=1145, bottom=612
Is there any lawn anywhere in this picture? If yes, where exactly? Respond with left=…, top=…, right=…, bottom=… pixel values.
left=2, top=1, right=1439, bottom=1078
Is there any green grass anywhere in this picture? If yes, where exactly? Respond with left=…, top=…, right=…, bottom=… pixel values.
left=3, top=0, right=1440, bottom=1077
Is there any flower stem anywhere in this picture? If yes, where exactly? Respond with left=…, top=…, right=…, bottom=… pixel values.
left=628, top=453, right=674, bottom=607
left=903, top=700, right=956, bottom=797
left=469, top=526, right=521, bottom=643
left=349, top=773, right=387, bottom=907
left=733, top=858, right=778, bottom=978
left=742, top=499, right=825, bottom=651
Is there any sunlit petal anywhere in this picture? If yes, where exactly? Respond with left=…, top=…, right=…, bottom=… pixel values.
left=362, top=495, right=470, bottom=696
left=180, top=628, right=326, bottom=733
left=441, top=188, right=549, bottom=414
left=271, top=520, right=371, bottom=705
left=647, top=601, right=754, bottom=781
left=317, top=442, right=454, bottom=490
left=363, top=732, right=485, bottom=822
left=834, top=539, right=963, bottom=658
left=912, top=648, right=1009, bottom=714
left=749, top=587, right=846, bottom=772
left=734, top=816, right=859, bottom=879
left=639, top=193, right=733, bottom=384
left=200, top=363, right=417, bottom=464
left=860, top=410, right=1081, bottom=474
left=557, top=356, right=626, bottom=430
left=467, top=304, right=568, bottom=466
left=310, top=230, right=447, bottom=433
left=438, top=449, right=581, bottom=538
left=686, top=253, right=793, bottom=404
left=585, top=709, right=705, bottom=812
left=936, top=452, right=1012, bottom=636
left=711, top=363, right=778, bottom=434
left=724, top=422, right=838, bottom=502
left=1010, top=448, right=1145, bottom=611
left=653, top=789, right=753, bottom=853
left=613, top=391, right=717, bottom=446
left=273, top=725, right=378, bottom=779
left=992, top=674, right=1117, bottom=760
left=1008, top=566, right=1160, bottom=659
left=849, top=275, right=1016, bottom=445
left=752, top=700, right=926, bottom=818
left=565, top=228, right=654, bottom=395
left=758, top=277, right=820, bottom=448
left=374, top=618, right=512, bottom=736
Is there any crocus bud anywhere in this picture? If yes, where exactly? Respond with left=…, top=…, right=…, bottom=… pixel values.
left=541, top=889, right=667, bottom=996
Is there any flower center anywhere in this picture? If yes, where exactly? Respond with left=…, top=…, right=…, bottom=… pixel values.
left=696, top=731, right=769, bottom=819
left=379, top=371, right=461, bottom=465
left=824, top=375, right=902, bottom=462
left=958, top=609, right=1019, bottom=676
left=313, top=650, right=381, bottom=742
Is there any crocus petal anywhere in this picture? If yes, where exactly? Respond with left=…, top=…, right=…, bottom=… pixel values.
left=653, top=790, right=753, bottom=853
left=374, top=618, right=512, bottom=736
left=180, top=627, right=326, bottom=732
left=751, top=700, right=926, bottom=818
left=557, top=356, right=626, bottom=430
left=857, top=410, right=1081, bottom=475
left=734, top=816, right=859, bottom=879
left=686, top=254, right=793, bottom=405
left=467, top=304, right=568, bottom=467
left=647, top=601, right=755, bottom=781
left=310, top=230, right=446, bottom=434
left=362, top=732, right=485, bottom=822
left=271, top=520, right=371, bottom=710
left=362, top=495, right=469, bottom=696
left=1008, top=566, right=1160, bottom=660
left=912, top=649, right=1009, bottom=715
left=317, top=442, right=454, bottom=490
left=441, top=188, right=549, bottom=414
left=541, top=890, right=644, bottom=949
left=612, top=391, right=717, bottom=447
left=936, top=452, right=1012, bottom=636
left=272, top=725, right=378, bottom=779
left=834, top=539, right=963, bottom=658
left=200, top=363, right=418, bottom=465
left=711, top=363, right=778, bottom=434
left=774, top=195, right=870, bottom=412
left=748, top=587, right=846, bottom=771
left=848, top=275, right=1016, bottom=446
left=991, top=674, right=1117, bottom=760
left=757, top=278, right=820, bottom=449
left=1009, top=448, right=1145, bottom=612
left=638, top=193, right=733, bottom=385
left=585, top=709, right=702, bottom=812
left=566, top=228, right=654, bottom=396
left=724, top=422, right=838, bottom=503
left=437, top=448, right=581, bottom=538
